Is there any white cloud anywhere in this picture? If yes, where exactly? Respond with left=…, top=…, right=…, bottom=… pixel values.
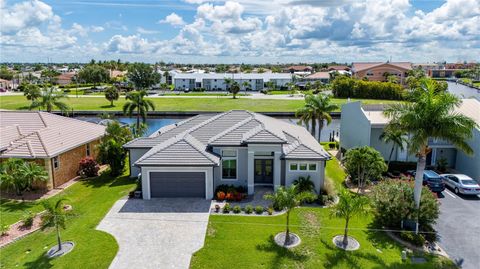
left=136, top=27, right=160, bottom=34
left=158, top=12, right=186, bottom=26
left=105, top=35, right=161, bottom=54
left=0, top=0, right=55, bottom=34
left=91, top=26, right=105, bottom=32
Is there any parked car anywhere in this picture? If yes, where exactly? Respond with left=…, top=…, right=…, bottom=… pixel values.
left=441, top=174, right=480, bottom=195
left=407, top=170, right=445, bottom=193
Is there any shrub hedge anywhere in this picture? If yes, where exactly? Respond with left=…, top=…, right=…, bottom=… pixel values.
left=332, top=76, right=406, bottom=100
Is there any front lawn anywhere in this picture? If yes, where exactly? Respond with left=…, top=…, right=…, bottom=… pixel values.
left=325, top=156, right=347, bottom=192
left=0, top=173, right=136, bottom=269
left=0, top=95, right=399, bottom=112
left=191, top=208, right=454, bottom=269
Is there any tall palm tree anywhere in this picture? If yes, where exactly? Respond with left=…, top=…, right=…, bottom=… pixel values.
left=229, top=81, right=240, bottom=99
left=384, top=79, right=477, bottom=215
left=223, top=77, right=233, bottom=91
left=296, top=94, right=339, bottom=141
left=241, top=81, right=250, bottom=94
left=379, top=128, right=408, bottom=169
left=40, top=199, right=70, bottom=252
left=30, top=87, right=69, bottom=113
left=123, top=90, right=155, bottom=131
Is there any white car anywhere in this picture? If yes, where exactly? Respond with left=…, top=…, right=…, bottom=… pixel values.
left=441, top=174, right=480, bottom=195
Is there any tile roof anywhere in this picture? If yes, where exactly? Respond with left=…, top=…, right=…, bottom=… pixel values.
left=306, top=72, right=330, bottom=79
left=352, top=62, right=412, bottom=72
left=126, top=110, right=330, bottom=166
left=0, top=111, right=105, bottom=158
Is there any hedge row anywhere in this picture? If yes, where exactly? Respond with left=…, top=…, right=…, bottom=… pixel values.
left=332, top=76, right=406, bottom=100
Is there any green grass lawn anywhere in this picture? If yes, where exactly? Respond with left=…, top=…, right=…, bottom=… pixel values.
left=191, top=208, right=454, bottom=269
left=0, top=173, right=136, bottom=269
left=0, top=95, right=399, bottom=112
left=325, top=156, right=347, bottom=192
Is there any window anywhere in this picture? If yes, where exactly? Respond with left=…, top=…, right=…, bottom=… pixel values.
left=86, top=143, right=91, bottom=156
left=290, top=162, right=317, bottom=172
left=299, top=164, right=307, bottom=171
left=308, top=164, right=317, bottom=171
left=289, top=163, right=298, bottom=171
left=53, top=157, right=59, bottom=169
left=222, top=150, right=237, bottom=180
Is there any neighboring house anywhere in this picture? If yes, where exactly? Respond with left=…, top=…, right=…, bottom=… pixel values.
left=172, top=72, right=292, bottom=91
left=0, top=111, right=106, bottom=190
left=328, top=65, right=350, bottom=72
left=352, top=62, right=412, bottom=84
left=56, top=72, right=76, bottom=85
left=0, top=79, right=13, bottom=90
left=340, top=100, right=480, bottom=179
left=124, top=110, right=330, bottom=199
left=304, top=72, right=331, bottom=84
left=284, top=65, right=313, bottom=75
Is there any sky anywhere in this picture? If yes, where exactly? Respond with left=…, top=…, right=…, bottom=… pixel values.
left=0, top=0, right=479, bottom=63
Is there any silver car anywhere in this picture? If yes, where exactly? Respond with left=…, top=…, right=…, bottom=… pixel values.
left=441, top=174, right=480, bottom=195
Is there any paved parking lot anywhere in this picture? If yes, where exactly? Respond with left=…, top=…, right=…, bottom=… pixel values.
left=436, top=188, right=480, bottom=269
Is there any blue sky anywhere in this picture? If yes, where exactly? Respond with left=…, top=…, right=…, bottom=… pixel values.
left=1, top=0, right=479, bottom=63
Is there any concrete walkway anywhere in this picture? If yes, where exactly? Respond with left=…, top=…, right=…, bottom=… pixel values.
left=97, top=197, right=211, bottom=269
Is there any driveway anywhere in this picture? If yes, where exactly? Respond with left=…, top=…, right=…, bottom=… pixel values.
left=436, top=189, right=480, bottom=269
left=97, top=197, right=212, bottom=269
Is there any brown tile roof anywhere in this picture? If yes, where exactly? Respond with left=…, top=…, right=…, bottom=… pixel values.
left=352, top=62, right=412, bottom=72
left=306, top=72, right=330, bottom=79
left=286, top=65, right=313, bottom=71
left=328, top=65, right=350, bottom=71
left=0, top=111, right=105, bottom=158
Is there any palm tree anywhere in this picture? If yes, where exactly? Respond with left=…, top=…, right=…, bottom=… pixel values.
left=330, top=190, right=369, bottom=247
left=379, top=128, right=408, bottom=169
left=229, top=81, right=240, bottom=99
left=264, top=186, right=315, bottom=246
left=0, top=159, right=48, bottom=196
left=292, top=175, right=315, bottom=193
left=223, top=77, right=233, bottom=91
left=241, top=81, right=250, bottom=95
left=30, top=87, right=69, bottom=113
left=296, top=94, right=339, bottom=141
left=40, top=199, right=70, bottom=252
left=123, top=90, right=155, bottom=132
left=384, top=79, right=477, bottom=215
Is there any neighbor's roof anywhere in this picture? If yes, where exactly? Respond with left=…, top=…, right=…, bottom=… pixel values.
left=0, top=111, right=105, bottom=158
left=352, top=62, right=412, bottom=72
left=172, top=72, right=292, bottom=82
left=306, top=72, right=330, bottom=80
left=126, top=110, right=330, bottom=166
left=286, top=65, right=313, bottom=71
left=328, top=65, right=350, bottom=71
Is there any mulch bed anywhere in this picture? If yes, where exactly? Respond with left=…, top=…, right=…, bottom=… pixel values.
left=0, top=213, right=43, bottom=248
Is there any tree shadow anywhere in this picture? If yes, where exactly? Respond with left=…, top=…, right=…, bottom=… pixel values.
left=255, top=235, right=308, bottom=269
left=365, top=221, right=399, bottom=250
left=23, top=252, right=54, bottom=269
left=100, top=105, right=114, bottom=109
left=0, top=198, right=36, bottom=213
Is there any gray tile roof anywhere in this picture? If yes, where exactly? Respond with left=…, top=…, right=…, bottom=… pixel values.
left=0, top=111, right=105, bottom=158
left=128, top=110, right=329, bottom=166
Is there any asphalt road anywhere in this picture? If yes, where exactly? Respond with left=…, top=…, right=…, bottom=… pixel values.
left=436, top=188, right=480, bottom=269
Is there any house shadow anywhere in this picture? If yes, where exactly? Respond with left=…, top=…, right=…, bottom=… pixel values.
left=118, top=197, right=212, bottom=213
left=255, top=235, right=308, bottom=269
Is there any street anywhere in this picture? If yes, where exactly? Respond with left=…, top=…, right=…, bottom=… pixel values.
left=436, top=188, right=480, bottom=269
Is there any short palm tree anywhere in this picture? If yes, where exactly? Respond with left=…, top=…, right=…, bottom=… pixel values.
left=296, top=94, right=339, bottom=141
left=379, top=127, right=408, bottom=169
left=123, top=90, right=155, bottom=132
left=223, top=77, right=233, bottom=91
left=384, top=79, right=478, bottom=212
left=264, top=186, right=315, bottom=246
left=30, top=87, right=69, bottom=113
left=229, top=81, right=241, bottom=99
left=0, top=159, right=48, bottom=196
left=292, top=176, right=315, bottom=193
left=40, top=199, right=70, bottom=252
left=241, top=81, right=251, bottom=94
left=330, top=190, right=369, bottom=247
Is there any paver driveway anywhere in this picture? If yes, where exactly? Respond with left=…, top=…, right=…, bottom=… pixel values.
left=97, top=197, right=211, bottom=269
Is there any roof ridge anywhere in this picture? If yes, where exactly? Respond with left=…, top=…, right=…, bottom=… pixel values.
left=37, top=111, right=48, bottom=128
left=208, top=116, right=254, bottom=144
left=26, top=141, right=36, bottom=158
left=180, top=111, right=230, bottom=136
left=35, top=131, right=50, bottom=156
left=134, top=135, right=180, bottom=164
left=184, top=135, right=218, bottom=164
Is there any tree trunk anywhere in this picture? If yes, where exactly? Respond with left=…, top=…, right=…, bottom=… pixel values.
left=285, top=211, right=291, bottom=245
left=343, top=217, right=350, bottom=247
left=311, top=117, right=316, bottom=138
left=318, top=118, right=324, bottom=142
left=56, top=221, right=62, bottom=251
left=414, top=151, right=427, bottom=209
left=110, top=99, right=114, bottom=107
left=387, top=146, right=395, bottom=170
left=136, top=107, right=140, bottom=132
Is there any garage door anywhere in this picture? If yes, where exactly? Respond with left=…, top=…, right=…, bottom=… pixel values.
left=150, top=172, right=205, bottom=198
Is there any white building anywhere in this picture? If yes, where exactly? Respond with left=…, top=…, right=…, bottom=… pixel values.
left=171, top=72, right=292, bottom=91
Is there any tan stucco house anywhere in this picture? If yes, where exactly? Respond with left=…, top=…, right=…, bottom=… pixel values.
left=352, top=62, right=412, bottom=84
left=0, top=111, right=105, bottom=189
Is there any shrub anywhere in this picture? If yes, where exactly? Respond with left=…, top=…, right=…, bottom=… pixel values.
left=22, top=211, right=35, bottom=228
left=321, top=178, right=336, bottom=197
left=255, top=206, right=264, bottom=214
left=1, top=224, right=10, bottom=236
left=215, top=184, right=247, bottom=195
left=233, top=205, right=241, bottom=214
left=225, top=192, right=235, bottom=201
left=78, top=157, right=100, bottom=178
left=398, top=231, right=426, bottom=247
left=267, top=207, right=274, bottom=215
left=292, top=176, right=315, bottom=193
left=244, top=205, right=253, bottom=214
left=216, top=191, right=226, bottom=200
left=223, top=203, right=231, bottom=213
left=332, top=76, right=406, bottom=100
left=371, top=180, right=439, bottom=242
left=234, top=192, right=243, bottom=201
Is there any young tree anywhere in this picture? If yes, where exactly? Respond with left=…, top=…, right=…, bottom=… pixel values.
left=344, top=146, right=387, bottom=193
left=241, top=81, right=251, bottom=94
left=98, top=121, right=133, bottom=176
left=264, top=185, right=315, bottom=246
left=123, top=90, right=155, bottom=131
left=384, top=79, right=477, bottom=217
left=40, top=199, right=70, bottom=252
left=23, top=84, right=41, bottom=101
left=229, top=81, right=240, bottom=99
left=379, top=127, right=408, bottom=169
left=104, top=87, right=119, bottom=107
left=30, top=87, right=69, bottom=113
left=127, top=63, right=161, bottom=90
left=330, top=190, right=369, bottom=247
left=223, top=77, right=233, bottom=91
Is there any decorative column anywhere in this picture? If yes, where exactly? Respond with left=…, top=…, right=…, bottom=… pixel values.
left=273, top=151, right=281, bottom=191
left=247, top=150, right=255, bottom=195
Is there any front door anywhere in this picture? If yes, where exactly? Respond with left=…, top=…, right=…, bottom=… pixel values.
left=254, top=159, right=273, bottom=184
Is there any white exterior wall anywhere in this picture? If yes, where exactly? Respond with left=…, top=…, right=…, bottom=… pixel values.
left=129, top=148, right=150, bottom=177
left=246, top=144, right=283, bottom=194
left=455, top=129, right=480, bottom=179
left=140, top=166, right=214, bottom=200
left=340, top=102, right=372, bottom=150
left=211, top=147, right=248, bottom=189
left=285, top=160, right=325, bottom=194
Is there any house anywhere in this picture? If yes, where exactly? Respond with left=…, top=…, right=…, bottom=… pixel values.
left=124, top=110, right=330, bottom=199
left=340, top=100, right=480, bottom=179
left=56, top=72, right=76, bottom=85
left=352, top=62, right=412, bottom=84
left=0, top=79, right=14, bottom=90
left=0, top=111, right=106, bottom=189
left=328, top=65, right=350, bottom=71
left=171, top=72, right=292, bottom=91
left=284, top=65, right=313, bottom=75
left=303, top=72, right=331, bottom=84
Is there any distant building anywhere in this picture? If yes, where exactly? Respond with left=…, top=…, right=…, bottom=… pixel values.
left=283, top=65, right=313, bottom=75
left=426, top=62, right=477, bottom=78
left=109, top=70, right=127, bottom=78
left=56, top=72, right=76, bottom=85
left=352, top=62, right=412, bottom=84
left=304, top=71, right=331, bottom=84
left=327, top=65, right=350, bottom=71
left=0, top=79, right=14, bottom=90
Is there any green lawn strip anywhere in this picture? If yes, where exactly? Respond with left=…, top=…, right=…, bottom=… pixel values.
left=191, top=208, right=452, bottom=269
left=0, top=173, right=136, bottom=269
left=325, top=156, right=347, bottom=192
left=0, top=95, right=398, bottom=112
left=0, top=199, right=44, bottom=226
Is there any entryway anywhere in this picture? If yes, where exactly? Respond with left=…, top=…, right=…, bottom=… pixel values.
left=254, top=159, right=273, bottom=184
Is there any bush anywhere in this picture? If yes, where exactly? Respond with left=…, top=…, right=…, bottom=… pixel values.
left=223, top=203, right=231, bottom=213
left=255, top=206, right=264, bottom=214
left=371, top=180, right=439, bottom=242
left=233, top=205, right=241, bottom=214
left=332, top=76, right=406, bottom=100
left=22, top=211, right=35, bottom=228
left=321, top=178, right=336, bottom=197
left=1, top=224, right=9, bottom=236
left=267, top=207, right=274, bottom=215
left=215, top=184, right=247, bottom=195
left=78, top=157, right=100, bottom=177
left=398, top=231, right=426, bottom=247
left=244, top=205, right=253, bottom=214
left=292, top=176, right=315, bottom=193
left=216, top=191, right=226, bottom=200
